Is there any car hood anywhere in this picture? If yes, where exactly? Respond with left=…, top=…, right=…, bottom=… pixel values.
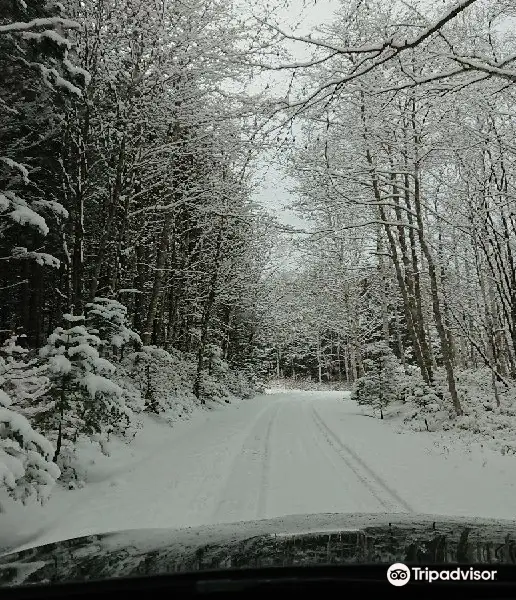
left=1, top=512, right=516, bottom=587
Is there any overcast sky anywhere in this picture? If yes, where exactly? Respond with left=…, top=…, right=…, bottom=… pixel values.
left=252, top=0, right=337, bottom=228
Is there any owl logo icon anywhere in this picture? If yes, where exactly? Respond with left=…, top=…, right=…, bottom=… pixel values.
left=387, top=563, right=411, bottom=586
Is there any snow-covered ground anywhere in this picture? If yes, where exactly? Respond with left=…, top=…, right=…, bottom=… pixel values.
left=2, top=390, right=516, bottom=555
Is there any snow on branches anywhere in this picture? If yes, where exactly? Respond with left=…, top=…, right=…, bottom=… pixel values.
left=86, top=298, right=141, bottom=354
left=39, top=314, right=134, bottom=462
left=0, top=335, right=59, bottom=506
left=351, top=342, right=403, bottom=419
left=0, top=0, right=88, bottom=269
left=0, top=403, right=60, bottom=507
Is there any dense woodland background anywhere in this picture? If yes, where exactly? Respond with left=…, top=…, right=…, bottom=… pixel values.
left=3, top=0, right=516, bottom=506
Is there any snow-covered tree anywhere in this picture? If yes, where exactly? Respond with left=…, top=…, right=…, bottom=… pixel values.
left=259, top=0, right=516, bottom=420
left=123, top=345, right=197, bottom=417
left=0, top=335, right=60, bottom=507
left=351, top=342, right=402, bottom=419
left=39, top=314, right=133, bottom=461
left=85, top=298, right=141, bottom=358
left=0, top=0, right=85, bottom=269
left=262, top=0, right=516, bottom=111
left=0, top=395, right=60, bottom=508
left=0, top=334, right=51, bottom=418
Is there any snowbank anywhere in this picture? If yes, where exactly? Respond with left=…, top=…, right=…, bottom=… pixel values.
left=358, top=367, right=516, bottom=456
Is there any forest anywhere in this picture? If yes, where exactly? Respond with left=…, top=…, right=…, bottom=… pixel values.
left=2, top=0, right=516, bottom=507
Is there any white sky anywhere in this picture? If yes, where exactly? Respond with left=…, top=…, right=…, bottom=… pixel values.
left=251, top=0, right=338, bottom=228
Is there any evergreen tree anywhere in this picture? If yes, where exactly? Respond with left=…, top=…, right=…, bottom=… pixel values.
left=351, top=342, right=401, bottom=419
left=0, top=0, right=84, bottom=249
left=0, top=0, right=86, bottom=345
left=85, top=297, right=141, bottom=358
left=0, top=334, right=51, bottom=419
left=0, top=335, right=59, bottom=507
left=39, top=314, right=132, bottom=462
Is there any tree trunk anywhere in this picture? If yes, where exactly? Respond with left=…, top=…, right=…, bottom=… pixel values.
left=90, top=134, right=127, bottom=301
left=412, top=160, right=462, bottom=415
left=142, top=211, right=173, bottom=345
left=193, top=219, right=225, bottom=401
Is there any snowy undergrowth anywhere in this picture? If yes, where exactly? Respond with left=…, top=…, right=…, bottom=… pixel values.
left=2, top=343, right=255, bottom=497
left=266, top=378, right=350, bottom=392
left=0, top=299, right=258, bottom=507
left=53, top=343, right=256, bottom=488
left=118, top=344, right=255, bottom=422
left=358, top=366, right=516, bottom=455
left=349, top=342, right=516, bottom=455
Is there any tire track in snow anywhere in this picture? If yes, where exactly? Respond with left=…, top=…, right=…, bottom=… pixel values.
left=256, top=408, right=275, bottom=520
left=210, top=402, right=279, bottom=523
left=311, top=406, right=414, bottom=513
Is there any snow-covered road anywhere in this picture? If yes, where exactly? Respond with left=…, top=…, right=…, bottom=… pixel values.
left=212, top=393, right=414, bottom=523
left=2, top=391, right=516, bottom=554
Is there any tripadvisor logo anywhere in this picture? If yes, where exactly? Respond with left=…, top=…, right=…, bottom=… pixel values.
left=387, top=563, right=411, bottom=586
left=387, top=563, right=498, bottom=586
